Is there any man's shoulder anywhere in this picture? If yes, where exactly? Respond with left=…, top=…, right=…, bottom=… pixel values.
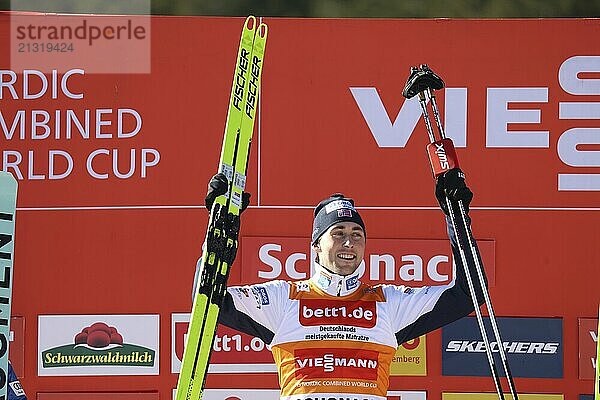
left=8, top=362, right=27, bottom=399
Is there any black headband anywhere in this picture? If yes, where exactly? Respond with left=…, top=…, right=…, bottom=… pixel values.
left=311, top=193, right=365, bottom=244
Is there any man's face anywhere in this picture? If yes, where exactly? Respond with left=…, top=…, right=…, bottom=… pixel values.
left=313, top=221, right=366, bottom=276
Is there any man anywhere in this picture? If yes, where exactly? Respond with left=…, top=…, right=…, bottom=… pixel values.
left=198, top=168, right=484, bottom=400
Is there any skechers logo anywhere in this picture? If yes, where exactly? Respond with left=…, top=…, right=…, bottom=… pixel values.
left=446, top=340, right=559, bottom=354
left=299, top=299, right=376, bottom=328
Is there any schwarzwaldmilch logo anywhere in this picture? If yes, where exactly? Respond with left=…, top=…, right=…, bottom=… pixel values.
left=42, top=321, right=155, bottom=368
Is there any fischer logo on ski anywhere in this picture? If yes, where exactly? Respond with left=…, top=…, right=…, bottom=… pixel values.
left=175, top=16, right=267, bottom=400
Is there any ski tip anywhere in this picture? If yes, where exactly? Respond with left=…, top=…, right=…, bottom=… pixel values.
left=257, top=22, right=268, bottom=38
left=244, top=15, right=256, bottom=30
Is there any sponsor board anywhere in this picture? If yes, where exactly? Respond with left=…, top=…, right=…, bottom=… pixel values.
left=0, top=17, right=598, bottom=208
left=39, top=393, right=159, bottom=399
left=579, top=318, right=598, bottom=380
left=171, top=389, right=426, bottom=400
left=443, top=394, right=563, bottom=400
left=442, top=317, right=562, bottom=378
left=390, top=335, right=426, bottom=376
left=171, top=313, right=275, bottom=374
left=241, top=237, right=495, bottom=286
left=38, top=314, right=159, bottom=376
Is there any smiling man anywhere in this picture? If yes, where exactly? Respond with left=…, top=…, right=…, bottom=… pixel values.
left=311, top=195, right=366, bottom=279
left=198, top=170, right=485, bottom=400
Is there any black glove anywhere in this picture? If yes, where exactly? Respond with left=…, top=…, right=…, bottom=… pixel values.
left=435, top=168, right=473, bottom=215
left=205, top=173, right=250, bottom=213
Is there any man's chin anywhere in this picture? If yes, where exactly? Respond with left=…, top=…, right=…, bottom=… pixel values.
left=334, top=263, right=359, bottom=276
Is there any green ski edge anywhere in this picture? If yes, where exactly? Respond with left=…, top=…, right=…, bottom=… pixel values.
left=175, top=16, right=267, bottom=400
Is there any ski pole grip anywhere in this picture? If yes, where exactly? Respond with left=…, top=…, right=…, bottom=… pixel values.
left=426, top=138, right=460, bottom=178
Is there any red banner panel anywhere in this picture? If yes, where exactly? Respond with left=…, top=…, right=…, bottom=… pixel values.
left=0, top=14, right=596, bottom=400
left=578, top=318, right=598, bottom=380
left=10, top=316, right=24, bottom=378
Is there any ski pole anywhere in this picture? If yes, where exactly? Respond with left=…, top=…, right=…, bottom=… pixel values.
left=422, top=65, right=519, bottom=400
left=403, top=64, right=519, bottom=400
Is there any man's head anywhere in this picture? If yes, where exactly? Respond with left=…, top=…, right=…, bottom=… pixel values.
left=311, top=194, right=366, bottom=276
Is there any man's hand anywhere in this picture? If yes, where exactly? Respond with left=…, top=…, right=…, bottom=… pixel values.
left=435, top=168, right=473, bottom=215
left=205, top=173, right=250, bottom=213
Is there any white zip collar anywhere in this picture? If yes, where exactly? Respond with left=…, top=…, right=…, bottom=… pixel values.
left=310, top=262, right=361, bottom=297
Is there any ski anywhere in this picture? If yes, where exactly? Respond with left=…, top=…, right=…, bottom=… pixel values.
left=175, top=16, right=267, bottom=400
left=0, top=172, right=17, bottom=400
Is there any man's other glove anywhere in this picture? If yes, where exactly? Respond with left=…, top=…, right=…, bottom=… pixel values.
left=435, top=168, right=473, bottom=215
left=205, top=173, right=251, bottom=213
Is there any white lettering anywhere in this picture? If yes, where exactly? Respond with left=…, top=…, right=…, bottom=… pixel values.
left=117, top=108, right=142, bottom=138
left=258, top=244, right=282, bottom=279
left=351, top=87, right=468, bottom=148
left=141, top=149, right=160, bottom=178
left=302, top=305, right=372, bottom=321
left=427, top=255, right=449, bottom=282
left=3, top=151, right=23, bottom=180
left=557, top=128, right=600, bottom=167
left=446, top=341, right=559, bottom=354
left=62, top=69, right=84, bottom=99
left=113, top=148, right=135, bottom=179
left=486, top=87, right=549, bottom=148
left=399, top=255, right=423, bottom=281
left=350, top=87, right=421, bottom=148
left=66, top=109, right=90, bottom=139
left=48, top=150, right=73, bottom=180
left=258, top=243, right=451, bottom=282
left=0, top=110, right=25, bottom=140
left=559, top=56, right=600, bottom=95
left=86, top=149, right=109, bottom=179
left=0, top=70, right=18, bottom=100
left=445, top=87, right=468, bottom=147
left=285, top=252, right=306, bottom=280
left=28, top=150, right=44, bottom=180
left=95, top=109, right=112, bottom=138
left=296, top=354, right=378, bottom=373
left=23, top=70, right=47, bottom=100
left=31, top=110, right=50, bottom=139
left=369, top=254, right=394, bottom=280
left=446, top=340, right=462, bottom=352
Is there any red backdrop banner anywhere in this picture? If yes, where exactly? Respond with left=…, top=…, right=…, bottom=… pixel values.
left=0, top=14, right=598, bottom=399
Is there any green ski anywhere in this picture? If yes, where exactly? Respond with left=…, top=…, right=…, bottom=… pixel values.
left=0, top=172, right=17, bottom=400
left=175, top=16, right=267, bottom=400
